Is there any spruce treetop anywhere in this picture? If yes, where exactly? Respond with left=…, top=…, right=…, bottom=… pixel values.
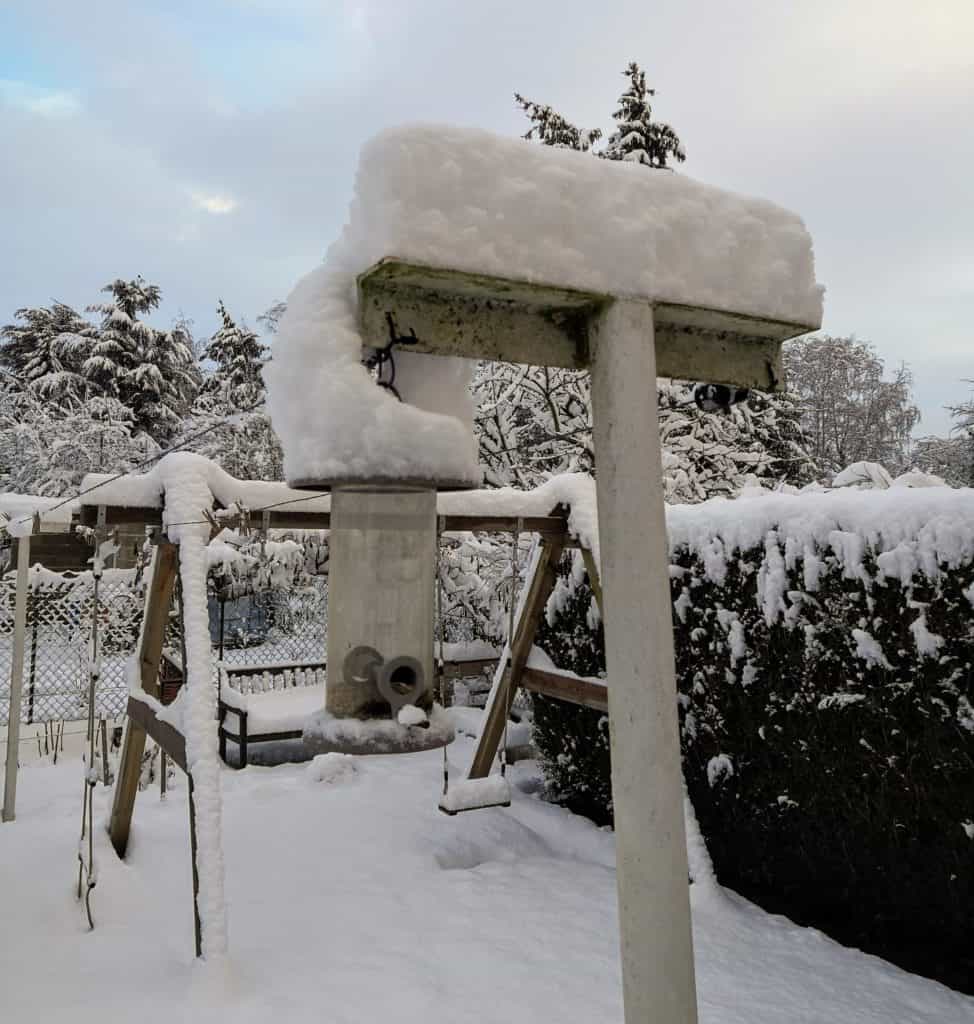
left=604, top=61, right=686, bottom=168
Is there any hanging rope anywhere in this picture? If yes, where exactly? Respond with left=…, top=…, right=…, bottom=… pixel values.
left=76, top=527, right=117, bottom=929
left=437, top=516, right=450, bottom=800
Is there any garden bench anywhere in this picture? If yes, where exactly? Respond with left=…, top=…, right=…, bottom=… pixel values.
left=217, top=661, right=327, bottom=768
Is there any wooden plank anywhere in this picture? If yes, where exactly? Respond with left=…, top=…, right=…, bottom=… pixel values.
left=78, top=505, right=163, bottom=528
left=108, top=541, right=178, bottom=858
left=357, top=259, right=818, bottom=390
left=580, top=546, right=604, bottom=617
left=358, top=259, right=602, bottom=369
left=440, top=657, right=499, bottom=679
left=521, top=666, right=608, bottom=713
left=468, top=535, right=565, bottom=779
left=77, top=504, right=574, bottom=541
left=125, top=696, right=187, bottom=772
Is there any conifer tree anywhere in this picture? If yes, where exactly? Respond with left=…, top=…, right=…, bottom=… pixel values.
left=187, top=301, right=282, bottom=480
left=603, top=61, right=686, bottom=168
left=198, top=300, right=268, bottom=412
left=513, top=93, right=602, bottom=151
left=0, top=301, right=91, bottom=409
left=84, top=277, right=198, bottom=440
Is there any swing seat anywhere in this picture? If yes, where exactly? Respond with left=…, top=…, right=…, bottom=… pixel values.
left=438, top=775, right=512, bottom=816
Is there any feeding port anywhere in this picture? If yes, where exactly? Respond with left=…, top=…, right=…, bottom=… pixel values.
left=304, top=483, right=452, bottom=755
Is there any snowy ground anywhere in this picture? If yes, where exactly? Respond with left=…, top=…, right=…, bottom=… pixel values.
left=2, top=714, right=971, bottom=1024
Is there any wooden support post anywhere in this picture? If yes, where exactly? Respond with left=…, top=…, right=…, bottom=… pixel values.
left=108, top=541, right=178, bottom=857
left=467, top=535, right=565, bottom=779
left=2, top=528, right=31, bottom=823
left=590, top=299, right=698, bottom=1024
left=580, top=546, right=604, bottom=617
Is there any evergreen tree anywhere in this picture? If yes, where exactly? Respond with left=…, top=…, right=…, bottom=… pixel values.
left=186, top=300, right=282, bottom=480
left=198, top=300, right=268, bottom=412
left=514, top=93, right=602, bottom=151
left=0, top=301, right=91, bottom=409
left=84, top=277, right=198, bottom=441
left=0, top=381, right=152, bottom=495
left=257, top=300, right=287, bottom=336
left=603, top=61, right=686, bottom=167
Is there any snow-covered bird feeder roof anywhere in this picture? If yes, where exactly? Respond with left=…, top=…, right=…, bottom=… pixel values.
left=0, top=492, right=76, bottom=535
left=354, top=124, right=823, bottom=388
left=266, top=123, right=823, bottom=490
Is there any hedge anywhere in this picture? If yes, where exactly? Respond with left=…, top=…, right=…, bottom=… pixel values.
left=532, top=486, right=974, bottom=993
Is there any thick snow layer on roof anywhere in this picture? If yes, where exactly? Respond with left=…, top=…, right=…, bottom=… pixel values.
left=353, top=124, right=823, bottom=323
left=0, top=492, right=76, bottom=535
left=266, top=122, right=822, bottom=488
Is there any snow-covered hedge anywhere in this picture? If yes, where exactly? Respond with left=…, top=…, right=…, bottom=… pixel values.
left=533, top=486, right=974, bottom=992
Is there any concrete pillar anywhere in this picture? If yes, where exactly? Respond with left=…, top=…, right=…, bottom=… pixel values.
left=326, top=485, right=436, bottom=718
left=589, top=298, right=698, bottom=1024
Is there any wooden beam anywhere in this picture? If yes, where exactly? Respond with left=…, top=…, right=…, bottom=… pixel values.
left=77, top=503, right=574, bottom=541
left=108, top=541, right=178, bottom=858
left=125, top=696, right=187, bottom=772
left=521, top=665, right=608, bottom=713
left=468, top=535, right=565, bottom=779
left=357, top=259, right=817, bottom=390
left=78, top=504, right=163, bottom=528
left=440, top=657, right=499, bottom=680
left=359, top=259, right=603, bottom=369
left=580, top=546, right=604, bottom=617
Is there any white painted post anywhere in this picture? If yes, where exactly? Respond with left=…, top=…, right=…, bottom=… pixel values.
left=589, top=298, right=698, bottom=1024
left=2, top=530, right=32, bottom=823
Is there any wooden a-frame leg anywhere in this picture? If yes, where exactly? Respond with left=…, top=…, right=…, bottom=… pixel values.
left=108, top=541, right=178, bottom=858
left=467, top=533, right=566, bottom=779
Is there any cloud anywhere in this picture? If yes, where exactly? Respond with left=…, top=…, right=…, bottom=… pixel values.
left=191, top=193, right=238, bottom=215
left=0, top=79, right=81, bottom=117
left=1, top=0, right=972, bottom=438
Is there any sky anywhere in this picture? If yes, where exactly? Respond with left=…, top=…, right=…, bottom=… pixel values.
left=1, top=0, right=972, bottom=435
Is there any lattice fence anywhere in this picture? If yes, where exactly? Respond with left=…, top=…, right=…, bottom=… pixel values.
left=0, top=566, right=329, bottom=725
left=0, top=567, right=142, bottom=725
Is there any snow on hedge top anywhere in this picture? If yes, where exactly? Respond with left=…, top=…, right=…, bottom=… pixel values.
left=266, top=123, right=822, bottom=487
left=668, top=485, right=974, bottom=585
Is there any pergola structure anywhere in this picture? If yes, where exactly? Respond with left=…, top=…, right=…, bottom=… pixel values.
left=356, top=258, right=819, bottom=1024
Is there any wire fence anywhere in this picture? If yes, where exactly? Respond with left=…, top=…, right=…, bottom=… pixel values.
left=211, top=580, right=328, bottom=668
left=0, top=567, right=329, bottom=726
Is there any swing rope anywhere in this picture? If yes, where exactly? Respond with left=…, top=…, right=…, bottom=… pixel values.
left=77, top=526, right=116, bottom=929
left=500, top=519, right=521, bottom=779
left=437, top=516, right=450, bottom=800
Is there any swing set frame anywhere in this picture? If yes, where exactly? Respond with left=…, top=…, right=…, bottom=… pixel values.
left=91, top=498, right=603, bottom=956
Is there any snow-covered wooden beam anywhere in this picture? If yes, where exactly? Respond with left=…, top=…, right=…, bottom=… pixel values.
left=359, top=258, right=813, bottom=390
left=78, top=501, right=577, bottom=541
